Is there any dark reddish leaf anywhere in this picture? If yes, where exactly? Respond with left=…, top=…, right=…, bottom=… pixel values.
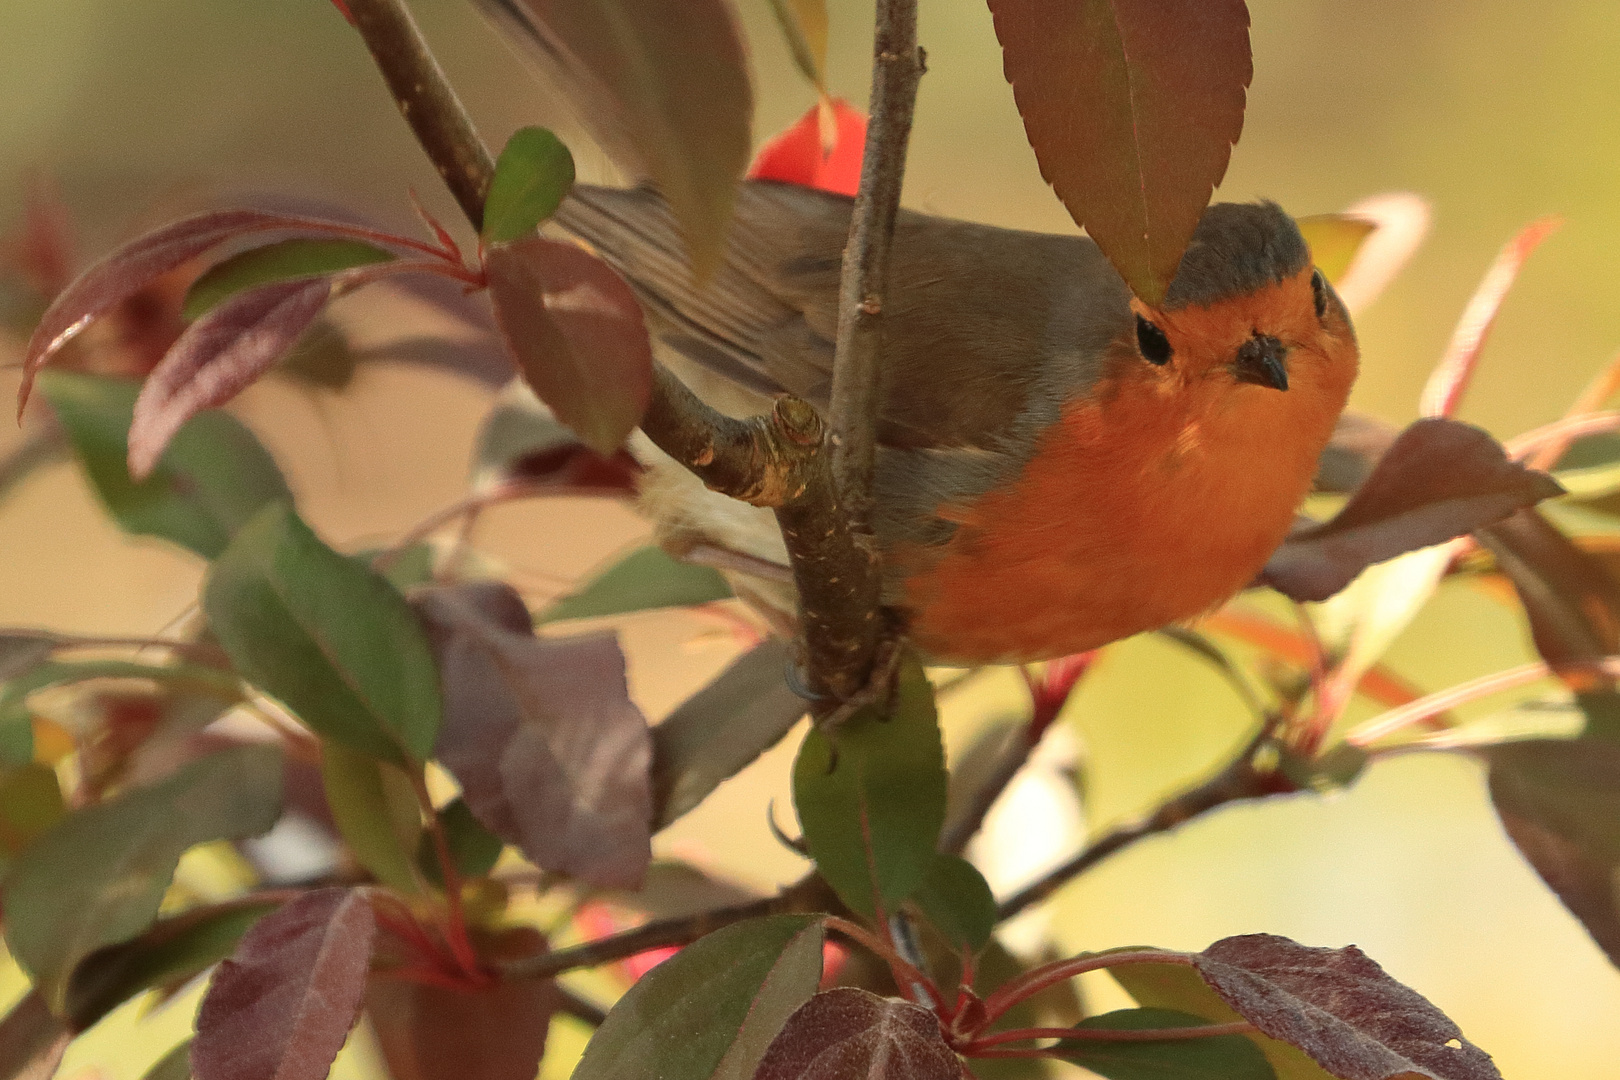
left=986, top=0, right=1251, bottom=305
left=485, top=237, right=652, bottom=455
left=329, top=0, right=354, bottom=25
left=1262, top=418, right=1562, bottom=602
left=413, top=581, right=654, bottom=888
left=749, top=100, right=867, bottom=197
left=192, top=888, right=376, bottom=1080
left=1476, top=511, right=1620, bottom=736
left=0, top=991, right=71, bottom=1080
left=474, top=0, right=753, bottom=278
left=1487, top=738, right=1620, bottom=967
left=367, top=928, right=556, bottom=1080
left=128, top=279, right=329, bottom=479
left=753, top=987, right=959, bottom=1080
left=1315, top=413, right=1401, bottom=495
left=1192, top=934, right=1500, bottom=1080
left=18, top=210, right=379, bottom=411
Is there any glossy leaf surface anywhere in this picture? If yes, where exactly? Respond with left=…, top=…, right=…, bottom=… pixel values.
left=205, top=505, right=441, bottom=763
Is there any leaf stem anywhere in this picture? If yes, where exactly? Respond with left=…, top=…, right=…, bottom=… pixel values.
left=407, top=768, right=485, bottom=983
left=963, top=1019, right=1253, bottom=1052
left=978, top=950, right=1193, bottom=1026
left=824, top=916, right=941, bottom=1007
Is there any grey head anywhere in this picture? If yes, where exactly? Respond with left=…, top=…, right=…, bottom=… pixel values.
left=1162, top=202, right=1311, bottom=310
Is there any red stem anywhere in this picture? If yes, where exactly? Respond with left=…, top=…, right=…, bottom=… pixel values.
left=964, top=1020, right=1255, bottom=1052
left=979, top=950, right=1192, bottom=1026
left=408, top=769, right=486, bottom=982
left=824, top=916, right=941, bottom=1006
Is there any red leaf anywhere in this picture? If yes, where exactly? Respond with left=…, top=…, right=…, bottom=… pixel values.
left=987, top=0, right=1252, bottom=305
left=1419, top=218, right=1560, bottom=419
left=192, top=888, right=377, bottom=1080
left=412, top=581, right=654, bottom=889
left=1262, top=418, right=1563, bottom=602
left=752, top=987, right=960, bottom=1080
left=128, top=279, right=330, bottom=479
left=749, top=100, right=867, bottom=197
left=1193, top=933, right=1500, bottom=1080
left=329, top=0, right=355, bottom=25
left=18, top=209, right=390, bottom=412
left=367, top=928, right=557, bottom=1080
left=484, top=238, right=653, bottom=455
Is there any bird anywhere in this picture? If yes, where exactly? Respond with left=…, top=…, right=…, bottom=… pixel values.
left=555, top=182, right=1360, bottom=665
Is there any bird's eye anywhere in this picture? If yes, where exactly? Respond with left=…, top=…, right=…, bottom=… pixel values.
left=1311, top=269, right=1328, bottom=319
left=1136, top=315, right=1172, bottom=365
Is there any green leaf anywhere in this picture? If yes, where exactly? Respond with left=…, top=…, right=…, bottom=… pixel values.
left=64, top=898, right=279, bottom=1030
left=574, top=914, right=824, bottom=1080
left=1111, top=960, right=1337, bottom=1080
left=142, top=1041, right=192, bottom=1080
left=652, top=638, right=805, bottom=829
left=3, top=745, right=283, bottom=1012
left=539, top=546, right=732, bottom=623
left=483, top=127, right=576, bottom=243
left=1295, top=215, right=1377, bottom=287
left=321, top=743, right=423, bottom=894
left=910, top=853, right=995, bottom=954
left=183, top=238, right=395, bottom=320
left=417, top=797, right=504, bottom=885
left=0, top=659, right=245, bottom=767
left=39, top=370, right=291, bottom=559
left=1057, top=1008, right=1276, bottom=1080
left=204, top=504, right=441, bottom=763
left=793, top=654, right=946, bottom=917
left=0, top=764, right=65, bottom=873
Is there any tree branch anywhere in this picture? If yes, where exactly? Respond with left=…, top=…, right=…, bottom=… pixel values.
left=994, top=719, right=1290, bottom=921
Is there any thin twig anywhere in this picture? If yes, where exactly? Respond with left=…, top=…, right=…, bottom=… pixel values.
left=554, top=985, right=609, bottom=1027
left=995, top=720, right=1287, bottom=922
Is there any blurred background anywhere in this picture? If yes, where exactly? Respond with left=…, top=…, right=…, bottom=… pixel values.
left=1, top=0, right=1618, bottom=1076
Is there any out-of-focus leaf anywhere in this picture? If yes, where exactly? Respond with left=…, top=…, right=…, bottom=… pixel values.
left=763, top=0, right=828, bottom=88
left=143, top=1042, right=192, bottom=1080
left=1314, top=413, right=1401, bottom=495
left=793, top=653, right=946, bottom=917
left=39, top=371, right=290, bottom=559
left=1192, top=934, right=1501, bottom=1080
left=192, top=889, right=376, bottom=1080
left=483, top=127, right=576, bottom=243
left=651, top=638, right=804, bottom=829
left=474, top=0, right=752, bottom=279
left=470, top=382, right=643, bottom=494
left=1263, top=418, right=1563, bottom=603
left=128, top=279, right=330, bottom=478
left=1487, top=738, right=1620, bottom=968
left=0, top=635, right=55, bottom=684
left=183, top=239, right=393, bottom=320
left=753, top=987, right=959, bottom=1080
left=205, top=504, right=441, bottom=764
left=1477, top=510, right=1620, bottom=737
left=17, top=209, right=377, bottom=408
left=4, top=745, right=283, bottom=1011
left=366, top=927, right=556, bottom=1080
left=986, top=0, right=1251, bottom=305
left=0, top=764, right=64, bottom=873
left=415, top=581, right=653, bottom=888
left=602, top=860, right=761, bottom=921
left=573, top=914, right=824, bottom=1080
left=320, top=743, right=423, bottom=895
left=485, top=237, right=652, bottom=455
left=540, top=546, right=731, bottom=624
left=64, top=898, right=279, bottom=1031
left=0, top=991, right=71, bottom=1080
left=1315, top=193, right=1430, bottom=317
left=1295, top=215, right=1375, bottom=289
left=749, top=99, right=866, bottom=199
left=1056, top=1007, right=1275, bottom=1080
left=909, top=853, right=995, bottom=954
left=417, top=798, right=505, bottom=886
left=1419, top=218, right=1560, bottom=420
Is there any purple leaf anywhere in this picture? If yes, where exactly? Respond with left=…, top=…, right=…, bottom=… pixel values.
left=484, top=237, right=652, bottom=456
left=1487, top=739, right=1620, bottom=969
left=413, top=581, right=653, bottom=889
left=986, top=0, right=1252, bottom=305
left=752, top=987, right=960, bottom=1080
left=1264, top=418, right=1562, bottom=602
left=1193, top=934, right=1500, bottom=1080
left=19, top=209, right=382, bottom=411
left=192, top=888, right=376, bottom=1080
left=128, top=279, right=330, bottom=479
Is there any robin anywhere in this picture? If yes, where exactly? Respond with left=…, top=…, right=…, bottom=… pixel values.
left=556, top=182, right=1359, bottom=665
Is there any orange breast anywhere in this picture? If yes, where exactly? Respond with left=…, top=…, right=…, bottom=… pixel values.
left=901, top=345, right=1354, bottom=664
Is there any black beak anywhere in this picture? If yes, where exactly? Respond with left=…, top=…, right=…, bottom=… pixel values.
left=1232, top=334, right=1289, bottom=391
